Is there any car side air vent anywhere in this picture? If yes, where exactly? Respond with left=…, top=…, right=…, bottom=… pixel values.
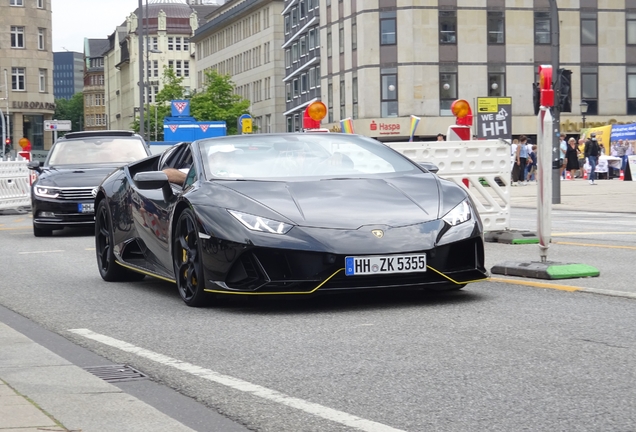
left=226, top=253, right=264, bottom=290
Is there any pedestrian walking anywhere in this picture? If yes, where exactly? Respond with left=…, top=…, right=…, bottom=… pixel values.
left=517, top=135, right=529, bottom=185
left=511, top=138, right=520, bottom=186
left=584, top=133, right=601, bottom=185
left=559, top=137, right=567, bottom=180
left=526, top=145, right=537, bottom=182
left=577, top=138, right=586, bottom=178
left=565, top=138, right=579, bottom=180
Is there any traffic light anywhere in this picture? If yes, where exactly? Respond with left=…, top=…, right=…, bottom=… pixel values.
left=558, top=68, right=572, bottom=112
left=532, top=82, right=541, bottom=115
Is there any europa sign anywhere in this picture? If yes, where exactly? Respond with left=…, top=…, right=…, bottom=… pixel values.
left=370, top=121, right=401, bottom=135
left=476, top=97, right=512, bottom=140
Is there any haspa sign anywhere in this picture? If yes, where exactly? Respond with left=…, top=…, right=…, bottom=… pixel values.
left=370, top=120, right=401, bottom=135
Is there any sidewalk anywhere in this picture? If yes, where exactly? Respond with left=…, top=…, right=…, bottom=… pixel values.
left=0, top=322, right=195, bottom=432
left=508, top=177, right=636, bottom=213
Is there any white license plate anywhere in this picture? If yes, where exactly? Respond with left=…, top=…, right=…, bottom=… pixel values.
left=345, top=254, right=427, bottom=276
left=78, top=202, right=94, bottom=213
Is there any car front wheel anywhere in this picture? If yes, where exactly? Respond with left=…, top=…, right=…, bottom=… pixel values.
left=173, top=209, right=208, bottom=307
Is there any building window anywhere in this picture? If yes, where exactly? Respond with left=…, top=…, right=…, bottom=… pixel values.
left=339, top=22, right=345, bottom=53
left=628, top=13, right=636, bottom=45
left=293, top=78, right=299, bottom=98
left=291, top=7, right=298, bottom=27
left=581, top=12, right=597, bottom=45
left=381, top=68, right=398, bottom=118
left=300, top=0, right=306, bottom=17
left=38, top=28, right=45, bottom=50
left=327, top=79, right=333, bottom=123
left=285, top=49, right=291, bottom=68
left=168, top=37, right=174, bottom=50
left=286, top=82, right=291, bottom=101
left=292, top=42, right=299, bottom=62
left=301, top=73, right=308, bottom=93
left=628, top=67, right=636, bottom=114
left=440, top=65, right=458, bottom=116
left=37, top=0, right=44, bottom=8
left=351, top=16, right=357, bottom=50
left=439, top=11, right=457, bottom=44
left=285, top=15, right=291, bottom=34
left=352, top=72, right=358, bottom=119
left=38, top=69, right=46, bottom=92
left=309, top=67, right=316, bottom=89
left=287, top=116, right=293, bottom=132
left=316, top=65, right=320, bottom=87
left=264, top=42, right=270, bottom=63
left=487, top=11, right=504, bottom=44
left=581, top=66, right=598, bottom=115
left=308, top=28, right=316, bottom=50
left=380, top=11, right=397, bottom=45
left=12, top=67, right=25, bottom=91
left=265, top=114, right=271, bottom=133
left=488, top=65, right=505, bottom=97
left=10, top=0, right=23, bottom=6
left=340, top=78, right=346, bottom=118
left=11, top=26, right=25, bottom=48
left=300, top=35, right=307, bottom=56
left=535, top=11, right=550, bottom=44
left=327, top=27, right=332, bottom=57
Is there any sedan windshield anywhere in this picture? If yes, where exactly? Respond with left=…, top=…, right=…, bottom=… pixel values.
left=47, top=138, right=148, bottom=165
left=198, top=134, right=419, bottom=180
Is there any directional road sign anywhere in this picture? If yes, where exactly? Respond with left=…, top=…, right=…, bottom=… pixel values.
left=44, top=120, right=72, bottom=131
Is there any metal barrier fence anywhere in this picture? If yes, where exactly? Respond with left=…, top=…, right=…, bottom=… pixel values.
left=0, top=159, right=31, bottom=211
left=388, top=140, right=511, bottom=233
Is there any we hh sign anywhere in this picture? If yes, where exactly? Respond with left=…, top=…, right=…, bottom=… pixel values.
left=476, top=97, right=512, bottom=141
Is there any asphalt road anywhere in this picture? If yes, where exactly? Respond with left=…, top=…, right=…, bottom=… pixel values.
left=1, top=209, right=636, bottom=431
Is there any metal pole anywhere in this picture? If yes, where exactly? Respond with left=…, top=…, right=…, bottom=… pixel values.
left=0, top=107, right=6, bottom=159
left=137, top=0, right=145, bottom=139
left=145, top=0, right=150, bottom=142
left=4, top=69, right=10, bottom=152
left=550, top=0, right=561, bottom=204
left=155, top=103, right=158, bottom=141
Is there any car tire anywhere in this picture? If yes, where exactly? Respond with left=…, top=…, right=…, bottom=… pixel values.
left=95, top=200, right=145, bottom=282
left=33, top=224, right=52, bottom=237
left=173, top=209, right=209, bottom=307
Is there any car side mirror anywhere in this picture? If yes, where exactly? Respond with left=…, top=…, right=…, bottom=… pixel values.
left=27, top=160, right=43, bottom=172
left=133, top=171, right=174, bottom=202
left=419, top=162, right=439, bottom=174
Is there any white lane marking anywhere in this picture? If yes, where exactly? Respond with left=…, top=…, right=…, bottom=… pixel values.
left=68, top=328, right=405, bottom=432
left=18, top=250, right=64, bottom=254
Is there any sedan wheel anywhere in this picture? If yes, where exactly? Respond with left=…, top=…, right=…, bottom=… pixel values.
left=173, top=209, right=208, bottom=307
left=95, top=200, right=144, bottom=282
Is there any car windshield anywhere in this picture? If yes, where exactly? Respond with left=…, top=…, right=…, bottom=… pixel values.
left=47, top=138, right=148, bottom=165
left=198, top=134, right=419, bottom=180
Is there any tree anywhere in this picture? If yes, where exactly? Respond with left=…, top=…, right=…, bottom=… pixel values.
left=54, top=92, right=84, bottom=135
left=190, top=70, right=251, bottom=136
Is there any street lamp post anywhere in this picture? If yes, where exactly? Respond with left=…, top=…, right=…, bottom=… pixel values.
left=137, top=0, right=145, bottom=140
left=580, top=100, right=588, bottom=130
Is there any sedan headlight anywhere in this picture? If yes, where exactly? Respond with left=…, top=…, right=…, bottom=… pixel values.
left=34, top=186, right=60, bottom=199
left=228, top=210, right=293, bottom=235
left=442, top=200, right=472, bottom=226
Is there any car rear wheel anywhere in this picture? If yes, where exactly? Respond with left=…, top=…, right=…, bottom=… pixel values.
left=33, top=224, right=52, bottom=237
left=173, top=209, right=208, bottom=307
left=95, top=200, right=145, bottom=282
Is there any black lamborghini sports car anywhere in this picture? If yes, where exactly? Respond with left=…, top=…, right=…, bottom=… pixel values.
left=94, top=133, right=488, bottom=306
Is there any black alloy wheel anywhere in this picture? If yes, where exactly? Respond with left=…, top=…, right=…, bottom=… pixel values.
left=173, top=209, right=208, bottom=307
left=95, top=200, right=144, bottom=282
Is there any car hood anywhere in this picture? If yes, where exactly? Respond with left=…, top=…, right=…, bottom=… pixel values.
left=218, top=175, right=442, bottom=229
left=37, top=166, right=119, bottom=188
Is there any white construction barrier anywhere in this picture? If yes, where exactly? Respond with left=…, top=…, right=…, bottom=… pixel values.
left=0, top=159, right=31, bottom=211
left=388, top=140, right=511, bottom=233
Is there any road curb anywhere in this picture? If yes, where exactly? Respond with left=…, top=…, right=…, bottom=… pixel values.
left=489, top=277, right=636, bottom=300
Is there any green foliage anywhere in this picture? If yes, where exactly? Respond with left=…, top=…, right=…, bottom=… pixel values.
left=54, top=92, right=84, bottom=135
left=156, top=67, right=187, bottom=104
left=190, top=70, right=251, bottom=136
left=130, top=104, right=168, bottom=141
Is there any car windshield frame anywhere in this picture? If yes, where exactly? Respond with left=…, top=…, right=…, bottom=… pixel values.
left=197, top=134, right=421, bottom=181
left=46, top=137, right=148, bottom=166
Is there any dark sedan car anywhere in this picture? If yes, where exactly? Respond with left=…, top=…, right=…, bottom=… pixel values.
left=27, top=130, right=150, bottom=236
left=94, top=133, right=488, bottom=307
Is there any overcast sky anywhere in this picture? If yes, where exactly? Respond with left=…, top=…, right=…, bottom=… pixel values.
left=51, top=0, right=141, bottom=52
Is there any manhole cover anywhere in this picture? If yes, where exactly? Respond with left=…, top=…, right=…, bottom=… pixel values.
left=83, top=364, right=148, bottom=383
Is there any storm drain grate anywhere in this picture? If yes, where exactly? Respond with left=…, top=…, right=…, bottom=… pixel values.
left=83, top=364, right=148, bottom=383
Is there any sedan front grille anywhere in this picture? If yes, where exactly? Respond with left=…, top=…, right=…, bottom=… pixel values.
left=57, top=187, right=95, bottom=200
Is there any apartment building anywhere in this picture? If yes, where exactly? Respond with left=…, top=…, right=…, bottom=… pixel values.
left=53, top=51, right=83, bottom=100
left=319, top=0, right=636, bottom=141
left=103, top=1, right=201, bottom=131
left=192, top=0, right=286, bottom=133
left=83, top=38, right=109, bottom=131
left=0, top=0, right=55, bottom=150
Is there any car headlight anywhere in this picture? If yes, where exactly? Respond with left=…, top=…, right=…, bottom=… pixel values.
left=34, top=186, right=60, bottom=198
left=442, top=200, right=472, bottom=226
left=228, top=210, right=293, bottom=234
